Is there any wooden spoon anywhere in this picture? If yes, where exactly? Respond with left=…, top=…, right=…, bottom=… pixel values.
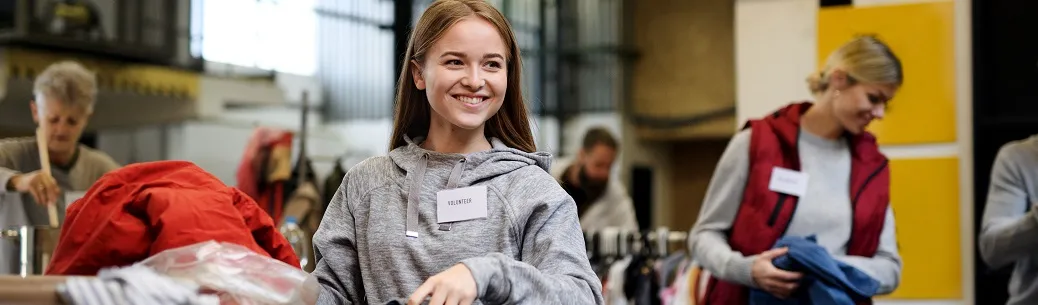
left=35, top=127, right=58, bottom=228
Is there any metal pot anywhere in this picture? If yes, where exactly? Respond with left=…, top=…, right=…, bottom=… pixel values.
left=2, top=226, right=60, bottom=277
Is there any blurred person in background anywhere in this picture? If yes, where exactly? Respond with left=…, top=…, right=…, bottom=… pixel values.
left=689, top=36, right=904, bottom=304
left=978, top=135, right=1038, bottom=305
left=0, top=60, right=121, bottom=274
left=552, top=127, right=639, bottom=232
left=310, top=0, right=603, bottom=304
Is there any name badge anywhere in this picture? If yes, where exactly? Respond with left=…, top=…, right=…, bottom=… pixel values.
left=436, top=185, right=488, bottom=223
left=768, top=167, right=808, bottom=197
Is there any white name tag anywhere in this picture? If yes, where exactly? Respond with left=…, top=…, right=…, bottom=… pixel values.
left=436, top=185, right=488, bottom=223
left=768, top=167, right=808, bottom=197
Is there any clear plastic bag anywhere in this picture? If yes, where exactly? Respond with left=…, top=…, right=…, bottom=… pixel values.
left=137, top=240, right=315, bottom=305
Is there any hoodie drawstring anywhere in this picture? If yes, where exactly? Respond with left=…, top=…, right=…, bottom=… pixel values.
left=405, top=155, right=466, bottom=237
left=405, top=154, right=429, bottom=237
left=445, top=159, right=465, bottom=188
left=439, top=159, right=466, bottom=231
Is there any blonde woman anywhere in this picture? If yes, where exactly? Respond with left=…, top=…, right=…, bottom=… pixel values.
left=690, top=36, right=904, bottom=304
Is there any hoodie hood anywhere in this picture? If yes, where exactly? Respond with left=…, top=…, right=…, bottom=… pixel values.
left=388, top=135, right=553, bottom=182
left=388, top=135, right=554, bottom=238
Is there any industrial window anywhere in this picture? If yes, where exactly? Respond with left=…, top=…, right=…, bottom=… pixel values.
left=190, top=0, right=317, bottom=76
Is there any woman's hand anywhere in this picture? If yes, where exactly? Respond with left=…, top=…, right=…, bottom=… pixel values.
left=751, top=247, right=803, bottom=299
left=11, top=171, right=61, bottom=206
left=407, top=264, right=477, bottom=305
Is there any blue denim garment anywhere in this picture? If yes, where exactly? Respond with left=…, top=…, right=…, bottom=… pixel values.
left=749, top=235, right=880, bottom=305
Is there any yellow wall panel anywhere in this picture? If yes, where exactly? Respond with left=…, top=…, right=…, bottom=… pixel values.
left=818, top=2, right=956, bottom=145
left=883, top=157, right=961, bottom=299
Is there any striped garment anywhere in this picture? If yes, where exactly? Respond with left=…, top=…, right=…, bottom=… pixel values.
left=57, top=265, right=218, bottom=305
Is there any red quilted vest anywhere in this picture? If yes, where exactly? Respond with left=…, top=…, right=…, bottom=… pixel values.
left=703, top=102, right=890, bottom=305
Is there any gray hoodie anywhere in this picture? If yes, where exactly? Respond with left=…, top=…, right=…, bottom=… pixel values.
left=312, top=136, right=604, bottom=305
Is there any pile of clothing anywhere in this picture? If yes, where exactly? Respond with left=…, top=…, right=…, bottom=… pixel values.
left=59, top=241, right=315, bottom=305
left=46, top=160, right=300, bottom=275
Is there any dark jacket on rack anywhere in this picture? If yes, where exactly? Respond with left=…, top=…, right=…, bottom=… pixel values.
left=624, top=253, right=662, bottom=305
left=285, top=157, right=319, bottom=204
left=703, top=102, right=891, bottom=305
left=323, top=158, right=347, bottom=212
left=749, top=236, right=880, bottom=305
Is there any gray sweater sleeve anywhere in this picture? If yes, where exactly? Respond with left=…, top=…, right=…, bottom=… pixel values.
left=833, top=207, right=903, bottom=295
left=689, top=130, right=758, bottom=287
left=979, top=143, right=1038, bottom=269
left=312, top=174, right=364, bottom=305
left=0, top=142, right=24, bottom=193
left=460, top=185, right=605, bottom=305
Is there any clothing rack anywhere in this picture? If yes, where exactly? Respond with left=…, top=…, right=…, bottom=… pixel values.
left=583, top=227, right=688, bottom=262
left=296, top=91, right=311, bottom=186
left=585, top=227, right=697, bottom=305
left=289, top=92, right=374, bottom=178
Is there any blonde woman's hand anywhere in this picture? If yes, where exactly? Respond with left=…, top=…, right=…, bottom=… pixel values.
left=751, top=247, right=802, bottom=299
left=407, top=264, right=477, bottom=305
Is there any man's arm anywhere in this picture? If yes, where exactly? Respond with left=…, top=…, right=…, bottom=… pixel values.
left=0, top=140, right=28, bottom=193
left=979, top=143, right=1038, bottom=268
left=2, top=170, right=17, bottom=191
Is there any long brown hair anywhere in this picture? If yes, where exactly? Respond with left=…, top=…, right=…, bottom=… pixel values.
left=388, top=0, right=536, bottom=153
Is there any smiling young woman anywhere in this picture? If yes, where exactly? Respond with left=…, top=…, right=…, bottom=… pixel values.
left=388, top=0, right=535, bottom=155
left=310, top=1, right=603, bottom=305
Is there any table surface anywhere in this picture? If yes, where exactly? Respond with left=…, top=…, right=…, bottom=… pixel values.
left=0, top=275, right=85, bottom=305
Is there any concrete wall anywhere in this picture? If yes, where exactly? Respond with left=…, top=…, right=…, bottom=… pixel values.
left=734, top=0, right=817, bottom=125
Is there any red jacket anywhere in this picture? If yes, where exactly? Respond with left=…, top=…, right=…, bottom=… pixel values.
left=236, top=127, right=294, bottom=222
left=47, top=160, right=300, bottom=275
left=704, top=102, right=890, bottom=305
